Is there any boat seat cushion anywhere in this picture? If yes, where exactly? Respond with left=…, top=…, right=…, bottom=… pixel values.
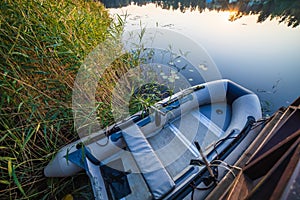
left=121, top=124, right=175, bottom=199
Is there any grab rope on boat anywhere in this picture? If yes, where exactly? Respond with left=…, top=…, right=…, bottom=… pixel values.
left=190, top=141, right=219, bottom=200
left=189, top=116, right=259, bottom=200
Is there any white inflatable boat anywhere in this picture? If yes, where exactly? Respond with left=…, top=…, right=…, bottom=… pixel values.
left=44, top=79, right=261, bottom=200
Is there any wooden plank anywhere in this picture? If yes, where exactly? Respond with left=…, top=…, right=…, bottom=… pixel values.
left=246, top=137, right=300, bottom=200
left=243, top=130, right=300, bottom=180
left=270, top=142, right=300, bottom=200
left=224, top=171, right=251, bottom=200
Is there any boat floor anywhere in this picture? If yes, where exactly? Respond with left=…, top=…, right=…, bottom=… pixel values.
left=148, top=102, right=231, bottom=179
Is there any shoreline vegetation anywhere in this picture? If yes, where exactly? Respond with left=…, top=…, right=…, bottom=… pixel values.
left=0, top=0, right=128, bottom=199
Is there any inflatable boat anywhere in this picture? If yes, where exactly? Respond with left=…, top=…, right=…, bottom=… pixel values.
left=44, top=79, right=262, bottom=200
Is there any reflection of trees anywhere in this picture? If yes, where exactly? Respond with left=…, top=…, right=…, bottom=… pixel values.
left=101, top=0, right=300, bottom=28
left=100, top=0, right=131, bottom=8
left=256, top=1, right=300, bottom=28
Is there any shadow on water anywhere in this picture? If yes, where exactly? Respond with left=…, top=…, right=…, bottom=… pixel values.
left=100, top=0, right=300, bottom=28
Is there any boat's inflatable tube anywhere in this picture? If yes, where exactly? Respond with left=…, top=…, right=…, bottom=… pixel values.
left=44, top=79, right=261, bottom=177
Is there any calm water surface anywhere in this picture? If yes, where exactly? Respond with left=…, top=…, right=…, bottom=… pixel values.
left=107, top=2, right=300, bottom=115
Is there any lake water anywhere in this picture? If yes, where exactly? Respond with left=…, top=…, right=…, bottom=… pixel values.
left=107, top=1, right=300, bottom=115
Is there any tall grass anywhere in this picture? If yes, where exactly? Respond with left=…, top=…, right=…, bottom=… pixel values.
left=0, top=0, right=124, bottom=199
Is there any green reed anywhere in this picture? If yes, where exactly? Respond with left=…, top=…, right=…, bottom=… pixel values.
left=0, top=0, right=124, bottom=199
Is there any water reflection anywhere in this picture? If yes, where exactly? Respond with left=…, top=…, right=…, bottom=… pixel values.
left=100, top=0, right=300, bottom=27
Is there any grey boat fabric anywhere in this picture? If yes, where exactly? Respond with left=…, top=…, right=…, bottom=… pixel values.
left=121, top=124, right=175, bottom=199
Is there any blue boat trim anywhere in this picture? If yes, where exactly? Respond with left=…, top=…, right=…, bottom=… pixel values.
left=226, top=80, right=253, bottom=104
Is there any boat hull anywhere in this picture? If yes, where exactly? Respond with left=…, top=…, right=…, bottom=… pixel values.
left=44, top=79, right=262, bottom=199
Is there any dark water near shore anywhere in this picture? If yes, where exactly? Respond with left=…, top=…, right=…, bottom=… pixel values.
left=105, top=0, right=300, bottom=115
